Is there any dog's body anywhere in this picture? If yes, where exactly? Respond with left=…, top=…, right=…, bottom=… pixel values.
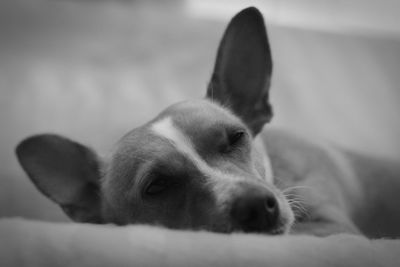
left=16, top=7, right=400, bottom=238
left=262, top=128, right=400, bottom=237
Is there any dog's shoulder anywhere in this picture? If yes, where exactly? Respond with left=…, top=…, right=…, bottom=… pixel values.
left=259, top=127, right=347, bottom=179
left=259, top=127, right=364, bottom=215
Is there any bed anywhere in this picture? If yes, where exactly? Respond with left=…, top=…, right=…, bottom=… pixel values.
left=1, top=218, right=399, bottom=267
left=2, top=2, right=400, bottom=267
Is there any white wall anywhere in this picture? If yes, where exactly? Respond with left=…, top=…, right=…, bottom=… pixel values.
left=187, top=0, right=400, bottom=37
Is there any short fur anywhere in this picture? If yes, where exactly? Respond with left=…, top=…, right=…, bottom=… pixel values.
left=16, top=7, right=400, bottom=237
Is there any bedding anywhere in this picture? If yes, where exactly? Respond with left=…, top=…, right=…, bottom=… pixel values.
left=1, top=218, right=399, bottom=267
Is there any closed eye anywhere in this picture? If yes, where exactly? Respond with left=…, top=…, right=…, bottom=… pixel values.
left=144, top=178, right=169, bottom=196
left=220, top=128, right=248, bottom=153
left=228, top=130, right=246, bottom=146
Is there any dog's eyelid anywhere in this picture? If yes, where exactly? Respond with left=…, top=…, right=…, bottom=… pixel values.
left=218, top=128, right=248, bottom=155
left=144, top=178, right=169, bottom=196
left=142, top=171, right=185, bottom=197
left=227, top=128, right=248, bottom=144
left=143, top=167, right=181, bottom=186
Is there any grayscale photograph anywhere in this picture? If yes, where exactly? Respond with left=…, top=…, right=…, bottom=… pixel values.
left=1, top=0, right=400, bottom=266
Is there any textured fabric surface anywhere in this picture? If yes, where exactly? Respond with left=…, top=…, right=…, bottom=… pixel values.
left=1, top=218, right=400, bottom=267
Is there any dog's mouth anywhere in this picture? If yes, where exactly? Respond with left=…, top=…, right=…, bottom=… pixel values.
left=215, top=225, right=289, bottom=235
left=268, top=223, right=291, bottom=235
left=208, top=216, right=292, bottom=235
left=240, top=220, right=291, bottom=235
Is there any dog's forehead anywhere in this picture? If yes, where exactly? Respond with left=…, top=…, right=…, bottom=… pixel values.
left=112, top=99, right=246, bottom=174
left=159, top=99, right=242, bottom=127
left=121, top=99, right=244, bottom=146
left=152, top=99, right=247, bottom=152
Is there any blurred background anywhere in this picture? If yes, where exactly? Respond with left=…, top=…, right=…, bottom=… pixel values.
left=0, top=0, right=399, bottom=221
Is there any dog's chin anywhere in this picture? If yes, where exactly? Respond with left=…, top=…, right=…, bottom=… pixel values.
left=228, top=226, right=288, bottom=235
left=269, top=225, right=290, bottom=235
left=207, top=222, right=291, bottom=235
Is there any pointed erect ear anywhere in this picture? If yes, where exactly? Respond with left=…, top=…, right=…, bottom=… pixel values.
left=207, top=7, right=273, bottom=136
left=16, top=134, right=103, bottom=223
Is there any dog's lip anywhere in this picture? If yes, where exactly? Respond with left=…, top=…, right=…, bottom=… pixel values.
left=224, top=223, right=288, bottom=235
left=234, top=227, right=286, bottom=235
left=269, top=227, right=286, bottom=235
left=208, top=222, right=289, bottom=235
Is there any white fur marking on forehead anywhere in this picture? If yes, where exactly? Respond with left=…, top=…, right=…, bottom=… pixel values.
left=151, top=117, right=197, bottom=160
left=254, top=137, right=274, bottom=183
left=151, top=117, right=241, bottom=183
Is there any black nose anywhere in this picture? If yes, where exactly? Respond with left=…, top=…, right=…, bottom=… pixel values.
left=231, top=188, right=279, bottom=232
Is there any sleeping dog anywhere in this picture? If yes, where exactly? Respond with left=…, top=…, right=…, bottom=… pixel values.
left=16, top=7, right=400, bottom=237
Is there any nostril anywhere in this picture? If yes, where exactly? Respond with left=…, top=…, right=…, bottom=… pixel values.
left=265, top=196, right=277, bottom=213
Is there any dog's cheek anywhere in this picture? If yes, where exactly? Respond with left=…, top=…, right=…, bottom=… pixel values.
left=100, top=198, right=131, bottom=225
left=186, top=185, right=219, bottom=229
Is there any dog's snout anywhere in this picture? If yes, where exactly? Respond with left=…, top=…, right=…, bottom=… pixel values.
left=231, top=187, right=279, bottom=232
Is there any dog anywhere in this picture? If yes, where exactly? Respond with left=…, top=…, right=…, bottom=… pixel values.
left=15, top=7, right=400, bottom=237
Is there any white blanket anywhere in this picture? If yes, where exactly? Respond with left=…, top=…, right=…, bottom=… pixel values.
left=1, top=218, right=399, bottom=267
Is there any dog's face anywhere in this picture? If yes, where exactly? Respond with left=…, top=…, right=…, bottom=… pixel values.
left=16, top=7, right=294, bottom=234
left=102, top=99, right=293, bottom=233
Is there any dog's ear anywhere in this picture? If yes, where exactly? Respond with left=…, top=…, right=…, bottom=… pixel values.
left=16, top=134, right=103, bottom=223
left=207, top=7, right=273, bottom=135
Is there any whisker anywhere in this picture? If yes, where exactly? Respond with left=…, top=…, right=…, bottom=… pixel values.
left=284, top=194, right=307, bottom=201
left=285, top=194, right=311, bottom=220
left=282, top=185, right=314, bottom=194
left=291, top=206, right=310, bottom=219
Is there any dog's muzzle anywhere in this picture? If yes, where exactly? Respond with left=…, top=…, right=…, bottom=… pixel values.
left=230, top=182, right=280, bottom=233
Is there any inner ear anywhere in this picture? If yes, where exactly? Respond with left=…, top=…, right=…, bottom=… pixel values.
left=207, top=7, right=273, bottom=136
left=16, top=134, right=103, bottom=223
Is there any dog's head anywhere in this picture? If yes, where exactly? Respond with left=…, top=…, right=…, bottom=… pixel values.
left=16, top=7, right=294, bottom=234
